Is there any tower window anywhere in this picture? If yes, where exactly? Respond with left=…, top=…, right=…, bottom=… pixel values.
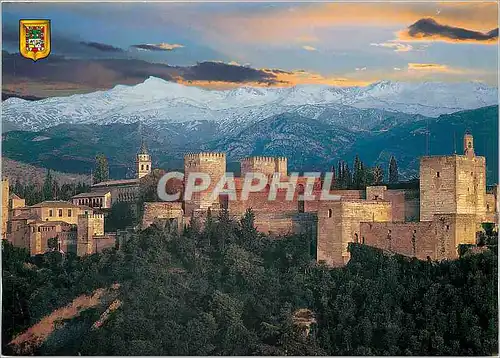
left=487, top=204, right=490, bottom=212
left=146, top=165, right=149, bottom=170
left=298, top=200, right=305, bottom=213
left=436, top=172, right=440, bottom=178
left=141, top=164, right=144, bottom=171
left=328, top=209, right=332, bottom=218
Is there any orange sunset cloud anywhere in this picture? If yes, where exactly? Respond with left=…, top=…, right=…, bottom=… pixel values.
left=407, top=63, right=465, bottom=74
left=176, top=68, right=373, bottom=89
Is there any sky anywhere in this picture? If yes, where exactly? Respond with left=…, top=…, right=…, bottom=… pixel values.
left=2, top=1, right=499, bottom=93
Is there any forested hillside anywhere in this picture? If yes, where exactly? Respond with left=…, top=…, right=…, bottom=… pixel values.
left=2, top=211, right=498, bottom=355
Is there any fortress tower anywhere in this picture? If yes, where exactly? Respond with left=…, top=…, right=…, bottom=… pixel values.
left=420, top=132, right=486, bottom=223
left=184, top=152, right=226, bottom=215
left=464, top=131, right=475, bottom=158
left=136, top=140, right=152, bottom=179
left=240, top=156, right=288, bottom=177
left=77, top=213, right=104, bottom=256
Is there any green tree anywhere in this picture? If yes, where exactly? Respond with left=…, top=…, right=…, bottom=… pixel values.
left=13, top=178, right=23, bottom=196
left=389, top=156, right=399, bottom=184
left=42, top=169, right=53, bottom=200
left=372, top=165, right=384, bottom=185
left=93, top=154, right=109, bottom=184
left=353, top=155, right=366, bottom=189
left=105, top=202, right=135, bottom=231
left=47, top=237, right=59, bottom=251
left=344, top=163, right=352, bottom=189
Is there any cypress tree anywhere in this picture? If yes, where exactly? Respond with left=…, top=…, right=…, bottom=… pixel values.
left=353, top=155, right=366, bottom=189
left=372, top=165, right=384, bottom=185
left=344, top=162, right=353, bottom=189
left=42, top=169, right=53, bottom=200
left=94, top=154, right=110, bottom=184
left=389, top=156, right=399, bottom=184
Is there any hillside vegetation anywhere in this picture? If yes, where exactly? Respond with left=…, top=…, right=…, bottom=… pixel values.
left=2, top=158, right=91, bottom=186
left=2, top=210, right=497, bottom=355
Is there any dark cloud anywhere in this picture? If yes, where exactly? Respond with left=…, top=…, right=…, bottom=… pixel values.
left=1, top=51, right=174, bottom=89
left=130, top=43, right=183, bottom=51
left=80, top=42, right=124, bottom=52
left=1, top=53, right=287, bottom=96
left=487, top=28, right=499, bottom=38
left=181, top=61, right=279, bottom=83
left=405, top=18, right=498, bottom=42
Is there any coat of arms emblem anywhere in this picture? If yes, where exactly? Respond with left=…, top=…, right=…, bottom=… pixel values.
left=19, top=19, right=51, bottom=61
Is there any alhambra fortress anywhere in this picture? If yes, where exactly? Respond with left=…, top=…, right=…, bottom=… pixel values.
left=1, top=132, right=498, bottom=266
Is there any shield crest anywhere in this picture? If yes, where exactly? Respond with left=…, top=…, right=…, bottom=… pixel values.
left=19, top=19, right=51, bottom=61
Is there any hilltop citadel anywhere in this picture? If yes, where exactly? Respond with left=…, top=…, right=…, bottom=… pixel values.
left=2, top=132, right=498, bottom=266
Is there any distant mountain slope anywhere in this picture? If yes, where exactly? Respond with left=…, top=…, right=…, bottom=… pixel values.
left=2, top=158, right=91, bottom=186
left=2, top=77, right=497, bottom=132
left=2, top=106, right=497, bottom=184
left=343, top=105, right=499, bottom=182
left=203, top=113, right=356, bottom=170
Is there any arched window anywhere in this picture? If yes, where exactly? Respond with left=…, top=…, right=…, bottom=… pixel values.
left=354, top=233, right=359, bottom=243
left=328, top=209, right=332, bottom=218
left=141, top=164, right=144, bottom=171
left=146, top=165, right=149, bottom=170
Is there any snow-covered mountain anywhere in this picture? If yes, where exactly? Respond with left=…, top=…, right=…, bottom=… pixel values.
left=2, top=77, right=497, bottom=131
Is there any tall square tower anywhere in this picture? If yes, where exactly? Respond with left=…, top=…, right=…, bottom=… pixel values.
left=420, top=133, right=486, bottom=223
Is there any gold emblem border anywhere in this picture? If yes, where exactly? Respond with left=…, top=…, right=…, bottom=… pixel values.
left=19, top=19, right=51, bottom=61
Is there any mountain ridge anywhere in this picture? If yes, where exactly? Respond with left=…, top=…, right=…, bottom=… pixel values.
left=2, top=77, right=497, bottom=132
left=2, top=105, right=497, bottom=184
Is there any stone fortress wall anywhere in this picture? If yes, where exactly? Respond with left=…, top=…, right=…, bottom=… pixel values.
left=5, top=133, right=494, bottom=262
left=141, top=132, right=497, bottom=266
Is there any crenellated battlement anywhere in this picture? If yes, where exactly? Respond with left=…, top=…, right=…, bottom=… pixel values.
left=240, top=156, right=288, bottom=176
left=241, top=156, right=287, bottom=163
left=184, top=152, right=226, bottom=159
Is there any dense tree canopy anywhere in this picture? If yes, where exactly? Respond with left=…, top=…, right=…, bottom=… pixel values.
left=2, top=212, right=498, bottom=355
left=333, top=155, right=395, bottom=189
left=10, top=179, right=90, bottom=206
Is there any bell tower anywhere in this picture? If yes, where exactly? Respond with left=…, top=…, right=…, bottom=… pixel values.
left=464, top=131, right=475, bottom=158
left=136, top=140, right=152, bottom=179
